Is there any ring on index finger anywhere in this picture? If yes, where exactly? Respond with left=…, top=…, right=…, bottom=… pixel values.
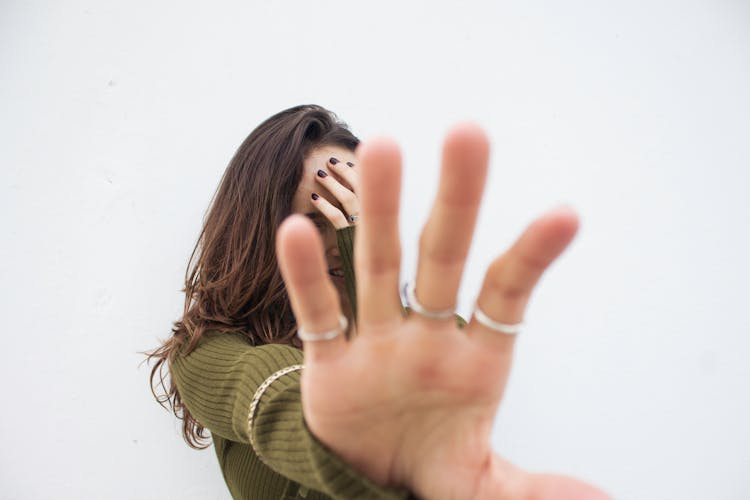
left=471, top=302, right=524, bottom=335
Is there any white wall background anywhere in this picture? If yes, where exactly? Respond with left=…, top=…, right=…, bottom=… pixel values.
left=1, top=0, right=748, bottom=498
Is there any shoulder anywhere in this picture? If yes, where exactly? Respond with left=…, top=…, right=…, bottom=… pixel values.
left=174, top=329, right=303, bottom=367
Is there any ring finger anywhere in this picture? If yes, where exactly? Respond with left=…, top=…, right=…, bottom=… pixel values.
left=311, top=193, right=350, bottom=229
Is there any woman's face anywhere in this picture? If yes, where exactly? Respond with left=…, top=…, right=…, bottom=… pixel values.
left=291, top=145, right=359, bottom=307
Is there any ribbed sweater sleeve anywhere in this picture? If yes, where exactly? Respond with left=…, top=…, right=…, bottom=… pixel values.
left=170, top=331, right=410, bottom=499
left=336, top=225, right=357, bottom=322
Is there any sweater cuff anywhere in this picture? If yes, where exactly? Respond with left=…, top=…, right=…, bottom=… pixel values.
left=301, top=418, right=412, bottom=500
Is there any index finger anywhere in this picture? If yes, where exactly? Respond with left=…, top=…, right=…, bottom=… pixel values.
left=328, top=156, right=361, bottom=194
left=467, top=206, right=579, bottom=351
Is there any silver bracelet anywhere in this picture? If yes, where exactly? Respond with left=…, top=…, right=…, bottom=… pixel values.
left=247, top=364, right=304, bottom=462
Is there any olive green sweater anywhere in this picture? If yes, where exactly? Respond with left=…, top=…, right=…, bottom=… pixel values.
left=170, top=226, right=465, bottom=499
left=171, top=337, right=410, bottom=499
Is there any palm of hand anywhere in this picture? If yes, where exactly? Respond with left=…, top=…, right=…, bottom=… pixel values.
left=304, top=321, right=506, bottom=499
left=277, top=124, right=609, bottom=500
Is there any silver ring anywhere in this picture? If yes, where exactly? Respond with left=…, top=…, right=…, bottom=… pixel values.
left=401, top=280, right=455, bottom=320
left=348, top=213, right=359, bottom=224
left=297, top=314, right=348, bottom=342
left=472, top=304, right=524, bottom=335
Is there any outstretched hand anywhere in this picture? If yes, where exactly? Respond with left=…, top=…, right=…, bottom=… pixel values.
left=276, top=124, right=610, bottom=500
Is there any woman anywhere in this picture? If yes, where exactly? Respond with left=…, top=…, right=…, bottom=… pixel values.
left=147, top=105, right=609, bottom=499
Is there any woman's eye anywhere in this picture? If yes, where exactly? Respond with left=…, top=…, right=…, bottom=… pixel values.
left=305, top=214, right=328, bottom=230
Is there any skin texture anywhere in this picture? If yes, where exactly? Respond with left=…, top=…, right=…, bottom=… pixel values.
left=279, top=125, right=611, bottom=500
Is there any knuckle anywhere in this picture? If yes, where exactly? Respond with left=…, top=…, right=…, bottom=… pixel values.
left=305, top=307, right=335, bottom=327
left=418, top=235, right=463, bottom=268
left=497, top=284, right=527, bottom=303
left=301, top=287, right=339, bottom=320
left=486, top=257, right=531, bottom=303
left=518, top=252, right=549, bottom=274
left=358, top=255, right=400, bottom=276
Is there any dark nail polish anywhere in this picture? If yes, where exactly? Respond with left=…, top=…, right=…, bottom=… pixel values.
left=317, top=169, right=328, bottom=178
left=329, top=157, right=339, bottom=165
left=311, top=193, right=319, bottom=200
left=346, top=161, right=354, bottom=167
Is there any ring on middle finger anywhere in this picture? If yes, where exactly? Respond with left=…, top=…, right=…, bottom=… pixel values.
left=401, top=280, right=455, bottom=320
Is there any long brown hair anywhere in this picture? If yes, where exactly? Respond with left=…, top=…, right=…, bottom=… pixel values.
left=145, top=105, right=360, bottom=448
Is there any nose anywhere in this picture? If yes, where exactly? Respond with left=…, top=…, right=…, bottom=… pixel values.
left=323, top=227, right=340, bottom=261
left=326, top=241, right=340, bottom=259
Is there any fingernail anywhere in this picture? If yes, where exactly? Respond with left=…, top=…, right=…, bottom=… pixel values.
left=329, top=157, right=339, bottom=165
left=311, top=193, right=319, bottom=200
left=346, top=161, right=354, bottom=167
left=317, top=169, right=328, bottom=178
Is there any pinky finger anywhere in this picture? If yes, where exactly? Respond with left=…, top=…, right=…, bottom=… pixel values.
left=276, top=215, right=348, bottom=362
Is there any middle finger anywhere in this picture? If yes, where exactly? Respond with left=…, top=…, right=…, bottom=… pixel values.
left=315, top=167, right=360, bottom=219
left=413, top=123, right=490, bottom=315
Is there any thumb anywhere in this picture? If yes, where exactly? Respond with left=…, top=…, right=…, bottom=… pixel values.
left=473, top=455, right=611, bottom=500
left=524, top=472, right=612, bottom=500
